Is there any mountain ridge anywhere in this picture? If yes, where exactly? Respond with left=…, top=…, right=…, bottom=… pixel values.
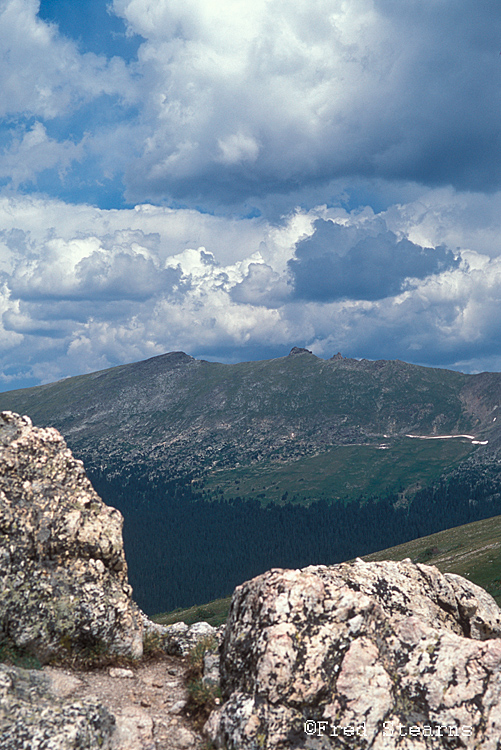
left=0, top=348, right=497, bottom=490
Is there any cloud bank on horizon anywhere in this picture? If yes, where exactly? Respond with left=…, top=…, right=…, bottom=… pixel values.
left=0, top=0, right=501, bottom=388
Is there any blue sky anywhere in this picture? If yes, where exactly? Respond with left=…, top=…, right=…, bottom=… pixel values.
left=1, top=0, right=501, bottom=389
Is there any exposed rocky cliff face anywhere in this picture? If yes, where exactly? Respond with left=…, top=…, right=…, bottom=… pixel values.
left=206, top=559, right=501, bottom=749
left=0, top=410, right=218, bottom=749
left=0, top=410, right=143, bottom=663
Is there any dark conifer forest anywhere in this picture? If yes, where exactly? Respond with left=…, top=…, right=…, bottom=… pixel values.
left=88, top=462, right=501, bottom=615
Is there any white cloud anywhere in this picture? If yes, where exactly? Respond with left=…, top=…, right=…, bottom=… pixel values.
left=0, top=0, right=134, bottom=119
left=231, top=262, right=291, bottom=307
left=2, top=1, right=501, bottom=388
left=383, top=187, right=501, bottom=259
left=0, top=188, right=499, bottom=388
left=108, top=0, right=501, bottom=207
left=0, top=122, right=84, bottom=188
left=217, top=133, right=260, bottom=165
left=0, top=195, right=266, bottom=264
left=1, top=0, right=499, bottom=212
left=0, top=0, right=137, bottom=196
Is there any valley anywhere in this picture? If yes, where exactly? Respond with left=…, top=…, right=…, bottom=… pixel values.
left=154, top=512, right=501, bottom=626
left=0, top=347, right=500, bottom=614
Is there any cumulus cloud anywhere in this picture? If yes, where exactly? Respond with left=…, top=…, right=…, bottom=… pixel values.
left=289, top=218, right=460, bottom=302
left=2, top=1, right=501, bottom=389
left=2, top=0, right=135, bottom=116
left=231, top=262, right=291, bottom=307
left=0, top=122, right=84, bottom=188
left=4, top=228, right=184, bottom=304
left=0, top=189, right=500, bottom=388
left=75, top=249, right=183, bottom=301
left=217, top=132, right=260, bottom=165
left=383, top=187, right=501, bottom=259
left=305, top=254, right=501, bottom=367
left=1, top=0, right=500, bottom=211
left=0, top=197, right=283, bottom=382
left=0, top=0, right=136, bottom=197
left=107, top=0, right=501, bottom=207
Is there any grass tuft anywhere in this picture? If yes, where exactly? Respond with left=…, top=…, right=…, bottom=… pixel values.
left=0, top=636, right=42, bottom=670
left=184, top=635, right=221, bottom=729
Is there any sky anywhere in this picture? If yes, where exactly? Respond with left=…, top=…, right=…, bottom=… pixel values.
left=0, top=0, right=501, bottom=389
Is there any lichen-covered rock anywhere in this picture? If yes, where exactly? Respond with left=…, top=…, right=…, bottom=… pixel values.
left=205, top=560, right=501, bottom=749
left=141, top=612, right=223, bottom=656
left=0, top=411, right=143, bottom=662
left=0, top=663, right=115, bottom=749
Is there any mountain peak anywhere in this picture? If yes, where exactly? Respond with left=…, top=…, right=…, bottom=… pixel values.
left=288, top=346, right=313, bottom=356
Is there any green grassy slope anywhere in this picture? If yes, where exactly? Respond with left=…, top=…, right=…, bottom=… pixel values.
left=152, top=597, right=232, bottom=628
left=202, top=436, right=475, bottom=504
left=362, top=514, right=501, bottom=604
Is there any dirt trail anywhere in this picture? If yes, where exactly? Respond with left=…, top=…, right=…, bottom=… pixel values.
left=44, top=655, right=206, bottom=750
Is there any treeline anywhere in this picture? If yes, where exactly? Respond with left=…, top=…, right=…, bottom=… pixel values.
left=87, top=460, right=501, bottom=616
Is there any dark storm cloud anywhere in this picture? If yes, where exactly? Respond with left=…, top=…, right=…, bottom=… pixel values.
left=2, top=0, right=501, bottom=209
left=116, top=0, right=501, bottom=208
left=289, top=219, right=460, bottom=302
left=2, top=3, right=501, bottom=388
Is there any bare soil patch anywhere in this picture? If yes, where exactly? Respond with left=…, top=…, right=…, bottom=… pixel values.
left=44, top=654, right=206, bottom=750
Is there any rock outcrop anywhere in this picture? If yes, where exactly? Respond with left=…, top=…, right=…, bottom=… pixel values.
left=142, top=614, right=223, bottom=656
left=0, top=411, right=143, bottom=664
left=206, top=559, right=501, bottom=749
left=0, top=663, right=115, bottom=749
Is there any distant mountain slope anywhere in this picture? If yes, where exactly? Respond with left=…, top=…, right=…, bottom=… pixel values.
left=0, top=348, right=498, bottom=501
left=2, top=349, right=501, bottom=614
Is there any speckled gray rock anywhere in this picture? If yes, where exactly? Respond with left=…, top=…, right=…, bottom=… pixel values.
left=202, top=651, right=220, bottom=688
left=141, top=612, right=223, bottom=656
left=0, top=411, right=143, bottom=662
left=205, top=560, right=501, bottom=749
left=0, top=663, right=115, bottom=749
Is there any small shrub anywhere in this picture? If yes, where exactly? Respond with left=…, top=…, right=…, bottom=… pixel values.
left=185, top=635, right=221, bottom=729
left=187, top=677, right=221, bottom=715
left=414, top=546, right=440, bottom=564
left=142, top=630, right=167, bottom=661
left=187, top=635, right=218, bottom=679
left=0, top=636, right=42, bottom=670
left=49, top=636, right=138, bottom=671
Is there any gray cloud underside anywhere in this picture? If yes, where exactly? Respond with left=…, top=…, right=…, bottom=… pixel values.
left=289, top=219, right=460, bottom=302
left=1, top=0, right=501, bottom=209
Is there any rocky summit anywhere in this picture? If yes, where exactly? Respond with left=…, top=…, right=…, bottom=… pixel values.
left=206, top=559, right=501, bottom=749
left=0, top=410, right=143, bottom=664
